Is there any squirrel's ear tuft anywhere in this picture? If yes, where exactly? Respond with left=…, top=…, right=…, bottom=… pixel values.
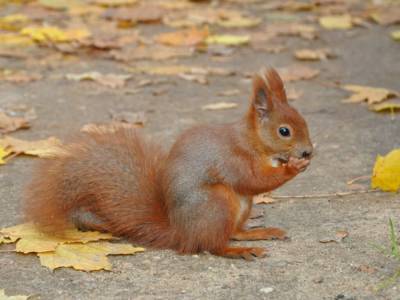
left=265, top=68, right=287, bottom=103
left=252, top=74, right=273, bottom=120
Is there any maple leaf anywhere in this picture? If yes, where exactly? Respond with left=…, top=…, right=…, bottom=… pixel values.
left=371, top=149, right=400, bottom=192
left=342, top=85, right=399, bottom=105
left=0, top=136, right=63, bottom=158
left=0, top=223, right=144, bottom=271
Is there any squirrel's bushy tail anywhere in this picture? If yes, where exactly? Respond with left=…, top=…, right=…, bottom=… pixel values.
left=24, top=126, right=174, bottom=248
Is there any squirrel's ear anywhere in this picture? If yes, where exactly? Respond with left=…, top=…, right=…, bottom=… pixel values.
left=265, top=68, right=287, bottom=103
left=252, top=74, right=273, bottom=120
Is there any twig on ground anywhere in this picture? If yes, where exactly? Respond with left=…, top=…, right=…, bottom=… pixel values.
left=272, top=189, right=380, bottom=199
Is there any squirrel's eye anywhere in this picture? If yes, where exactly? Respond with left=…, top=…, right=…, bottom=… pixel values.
left=278, top=127, right=291, bottom=138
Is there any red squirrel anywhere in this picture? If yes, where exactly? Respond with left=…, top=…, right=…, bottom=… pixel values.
left=25, top=68, right=313, bottom=260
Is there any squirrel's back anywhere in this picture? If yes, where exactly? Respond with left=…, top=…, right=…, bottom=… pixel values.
left=25, top=126, right=174, bottom=248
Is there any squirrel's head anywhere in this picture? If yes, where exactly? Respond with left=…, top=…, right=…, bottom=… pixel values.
left=248, top=68, right=313, bottom=162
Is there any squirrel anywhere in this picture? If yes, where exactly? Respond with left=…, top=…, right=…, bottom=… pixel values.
left=24, top=68, right=313, bottom=260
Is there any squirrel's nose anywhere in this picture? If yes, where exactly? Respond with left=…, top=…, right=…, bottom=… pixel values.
left=302, top=150, right=312, bottom=159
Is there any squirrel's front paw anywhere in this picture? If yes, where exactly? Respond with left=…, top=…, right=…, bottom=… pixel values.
left=286, top=157, right=310, bottom=174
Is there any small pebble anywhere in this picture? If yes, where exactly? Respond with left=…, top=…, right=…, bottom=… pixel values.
left=260, top=287, right=274, bottom=294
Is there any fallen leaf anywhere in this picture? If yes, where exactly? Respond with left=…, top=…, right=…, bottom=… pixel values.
left=0, top=289, right=29, bottom=300
left=156, top=27, right=209, bottom=47
left=286, top=87, right=303, bottom=100
left=319, top=230, right=349, bottom=243
left=0, top=136, right=63, bottom=158
left=0, top=223, right=144, bottom=271
left=127, top=65, right=235, bottom=77
left=319, top=14, right=353, bottom=30
left=0, top=111, right=30, bottom=133
left=111, top=45, right=193, bottom=61
left=0, top=69, right=42, bottom=83
left=357, top=264, right=376, bottom=274
left=66, top=72, right=131, bottom=88
left=110, top=110, right=146, bottom=126
left=262, top=22, right=318, bottom=40
left=294, top=48, right=336, bottom=61
left=371, top=149, right=400, bottom=192
left=218, top=89, right=240, bottom=96
left=253, top=193, right=275, bottom=204
left=178, top=73, right=208, bottom=84
left=342, top=85, right=398, bottom=105
left=21, top=26, right=90, bottom=43
left=370, top=7, right=400, bottom=26
left=202, top=102, right=238, bottom=110
left=277, top=65, right=320, bottom=82
left=92, top=0, right=138, bottom=7
left=0, top=14, right=30, bottom=31
left=0, top=33, right=34, bottom=47
left=391, top=31, right=400, bottom=41
left=38, top=242, right=144, bottom=271
left=103, top=5, right=164, bottom=24
left=0, top=147, right=11, bottom=165
left=369, top=99, right=400, bottom=112
left=216, top=10, right=261, bottom=28
left=206, top=34, right=250, bottom=46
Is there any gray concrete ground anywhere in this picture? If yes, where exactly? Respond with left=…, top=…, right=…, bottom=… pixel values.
left=0, top=2, right=400, bottom=300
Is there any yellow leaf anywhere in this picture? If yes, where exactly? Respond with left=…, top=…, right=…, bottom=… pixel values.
left=371, top=149, right=400, bottom=192
left=21, top=26, right=90, bottom=43
left=319, top=15, right=352, bottom=30
left=0, top=14, right=29, bottom=31
left=206, top=34, right=250, bottom=46
left=0, top=147, right=11, bottom=164
left=0, top=136, right=63, bottom=158
left=216, top=13, right=261, bottom=28
left=369, top=99, right=400, bottom=112
left=0, top=33, right=33, bottom=47
left=0, top=233, right=18, bottom=244
left=202, top=102, right=238, bottom=110
left=38, top=242, right=144, bottom=271
left=0, top=289, right=29, bottom=300
left=342, top=85, right=398, bottom=104
left=0, top=223, right=115, bottom=253
left=391, top=30, right=400, bottom=41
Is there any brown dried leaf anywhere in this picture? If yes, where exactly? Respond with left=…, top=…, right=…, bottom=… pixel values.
left=110, top=45, right=193, bottom=61
left=103, top=4, right=164, bottom=24
left=253, top=193, right=275, bottom=204
left=342, top=85, right=399, bottom=105
left=156, top=27, right=209, bottom=47
left=0, top=69, right=42, bottom=83
left=319, top=230, right=349, bottom=243
left=66, top=72, right=131, bottom=88
left=277, top=65, right=320, bottom=82
left=110, top=110, right=146, bottom=126
left=294, top=48, right=336, bottom=61
left=0, top=112, right=30, bottom=134
left=0, top=136, right=63, bottom=158
left=370, top=6, right=400, bottom=26
left=81, top=122, right=142, bottom=133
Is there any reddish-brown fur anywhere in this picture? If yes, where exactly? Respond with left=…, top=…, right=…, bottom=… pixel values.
left=24, top=68, right=312, bottom=260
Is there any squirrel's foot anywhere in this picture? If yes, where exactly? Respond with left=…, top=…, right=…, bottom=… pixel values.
left=216, top=246, right=268, bottom=261
left=232, top=227, right=288, bottom=241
